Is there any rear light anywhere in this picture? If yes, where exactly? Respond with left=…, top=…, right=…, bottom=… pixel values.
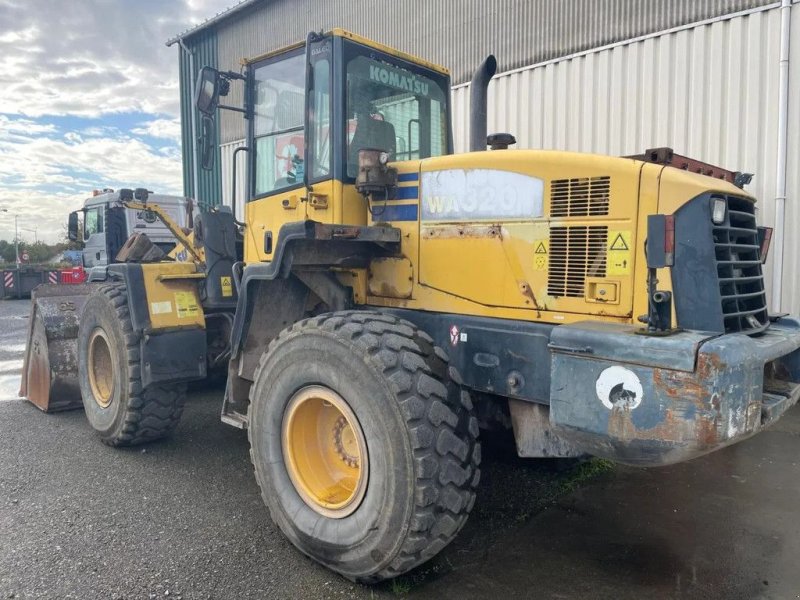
left=664, top=214, right=675, bottom=265
left=711, top=197, right=727, bottom=224
left=758, top=226, right=773, bottom=264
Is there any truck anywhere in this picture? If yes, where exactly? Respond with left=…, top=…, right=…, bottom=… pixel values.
left=21, top=29, right=800, bottom=583
left=67, top=188, right=193, bottom=271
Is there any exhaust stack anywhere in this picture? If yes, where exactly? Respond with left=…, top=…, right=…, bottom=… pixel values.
left=469, top=54, right=497, bottom=152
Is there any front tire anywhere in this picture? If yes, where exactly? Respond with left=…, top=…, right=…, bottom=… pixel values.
left=77, top=283, right=186, bottom=446
left=248, top=311, right=480, bottom=582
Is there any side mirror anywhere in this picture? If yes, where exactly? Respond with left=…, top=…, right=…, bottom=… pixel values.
left=194, top=66, right=221, bottom=116
left=199, top=115, right=215, bottom=171
left=67, top=211, right=79, bottom=242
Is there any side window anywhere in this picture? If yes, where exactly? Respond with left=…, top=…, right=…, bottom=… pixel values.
left=253, top=53, right=306, bottom=197
left=84, top=208, right=103, bottom=239
left=310, top=56, right=331, bottom=179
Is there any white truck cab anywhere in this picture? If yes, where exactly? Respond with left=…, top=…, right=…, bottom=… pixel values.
left=70, top=189, right=192, bottom=268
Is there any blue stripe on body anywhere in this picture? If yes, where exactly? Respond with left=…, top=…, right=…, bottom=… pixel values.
left=373, top=203, right=418, bottom=222
left=395, top=186, right=418, bottom=200
left=397, top=172, right=419, bottom=182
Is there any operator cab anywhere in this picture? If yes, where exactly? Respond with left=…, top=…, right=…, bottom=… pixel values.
left=195, top=30, right=452, bottom=260
left=246, top=30, right=452, bottom=199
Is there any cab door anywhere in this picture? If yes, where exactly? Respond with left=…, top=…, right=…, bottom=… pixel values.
left=243, top=48, right=311, bottom=263
left=82, top=205, right=106, bottom=267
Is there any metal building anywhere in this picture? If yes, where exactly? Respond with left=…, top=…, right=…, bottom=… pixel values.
left=167, top=0, right=800, bottom=312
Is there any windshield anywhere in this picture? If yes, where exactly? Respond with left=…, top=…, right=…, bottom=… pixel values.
left=344, top=48, right=449, bottom=178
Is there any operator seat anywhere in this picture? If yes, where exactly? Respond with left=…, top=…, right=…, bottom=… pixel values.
left=348, top=117, right=396, bottom=177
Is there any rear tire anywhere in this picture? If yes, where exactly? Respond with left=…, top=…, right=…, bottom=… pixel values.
left=77, top=283, right=186, bottom=446
left=248, top=311, right=480, bottom=582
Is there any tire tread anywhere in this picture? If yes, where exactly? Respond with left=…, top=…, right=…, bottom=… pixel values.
left=248, top=310, right=480, bottom=582
left=90, top=283, right=186, bottom=446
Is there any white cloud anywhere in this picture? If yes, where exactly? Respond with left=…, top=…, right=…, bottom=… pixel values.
left=132, top=118, right=182, bottom=142
left=0, top=0, right=232, bottom=118
left=0, top=126, right=183, bottom=243
left=0, top=0, right=233, bottom=243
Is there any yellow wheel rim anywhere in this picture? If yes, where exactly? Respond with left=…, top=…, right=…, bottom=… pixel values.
left=281, top=386, right=369, bottom=518
left=88, top=328, right=114, bottom=408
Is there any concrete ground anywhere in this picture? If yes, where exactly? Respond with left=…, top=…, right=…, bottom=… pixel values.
left=1, top=298, right=799, bottom=599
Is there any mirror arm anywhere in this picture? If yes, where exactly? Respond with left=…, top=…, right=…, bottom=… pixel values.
left=217, top=104, right=247, bottom=114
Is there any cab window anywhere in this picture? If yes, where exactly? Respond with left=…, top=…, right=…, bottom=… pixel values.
left=84, top=207, right=103, bottom=240
left=345, top=54, right=448, bottom=177
left=252, top=52, right=306, bottom=197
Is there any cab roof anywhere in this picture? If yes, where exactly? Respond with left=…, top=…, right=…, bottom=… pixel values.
left=239, top=29, right=449, bottom=76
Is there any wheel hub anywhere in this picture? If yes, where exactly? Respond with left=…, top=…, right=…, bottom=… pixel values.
left=281, top=386, right=369, bottom=518
left=87, top=328, right=114, bottom=408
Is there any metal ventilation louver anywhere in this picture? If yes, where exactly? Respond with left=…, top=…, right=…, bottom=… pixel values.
left=713, top=195, right=768, bottom=334
left=550, top=176, right=611, bottom=217
left=547, top=226, right=608, bottom=298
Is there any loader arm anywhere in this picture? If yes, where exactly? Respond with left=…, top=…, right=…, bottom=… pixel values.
left=123, top=200, right=205, bottom=264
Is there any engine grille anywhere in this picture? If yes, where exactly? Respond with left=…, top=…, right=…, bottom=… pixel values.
left=713, top=195, right=768, bottom=334
left=547, top=226, right=608, bottom=297
left=550, top=176, right=611, bottom=217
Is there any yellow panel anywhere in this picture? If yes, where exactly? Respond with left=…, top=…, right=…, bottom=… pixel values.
left=415, top=150, right=640, bottom=318
left=141, top=262, right=205, bottom=331
left=244, top=179, right=369, bottom=264
left=368, top=258, right=413, bottom=299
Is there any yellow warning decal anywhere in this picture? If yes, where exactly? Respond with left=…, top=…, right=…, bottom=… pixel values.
left=174, top=291, right=201, bottom=318
left=220, top=276, right=233, bottom=297
left=533, top=239, right=549, bottom=270
left=607, top=230, right=632, bottom=275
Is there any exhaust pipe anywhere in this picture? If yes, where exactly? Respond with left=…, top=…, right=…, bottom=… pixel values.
left=469, top=55, right=497, bottom=152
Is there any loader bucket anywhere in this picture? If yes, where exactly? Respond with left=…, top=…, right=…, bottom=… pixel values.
left=20, top=283, right=96, bottom=412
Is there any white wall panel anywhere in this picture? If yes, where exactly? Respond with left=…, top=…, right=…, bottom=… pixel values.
left=220, top=139, right=247, bottom=220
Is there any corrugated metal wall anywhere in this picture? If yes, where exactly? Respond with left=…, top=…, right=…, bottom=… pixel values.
left=220, top=139, right=247, bottom=218
left=178, top=30, right=222, bottom=206
left=450, top=1, right=800, bottom=312
left=211, top=0, right=774, bottom=143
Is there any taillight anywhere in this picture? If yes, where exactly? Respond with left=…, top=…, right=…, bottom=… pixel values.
left=758, top=226, right=773, bottom=264
left=664, top=214, right=675, bottom=265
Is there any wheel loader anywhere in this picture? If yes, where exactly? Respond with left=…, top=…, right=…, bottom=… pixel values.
left=21, top=29, right=800, bottom=583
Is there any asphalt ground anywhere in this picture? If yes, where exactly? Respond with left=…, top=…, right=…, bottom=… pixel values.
left=1, top=298, right=799, bottom=599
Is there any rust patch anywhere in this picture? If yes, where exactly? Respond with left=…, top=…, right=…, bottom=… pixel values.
left=620, top=353, right=731, bottom=447
left=422, top=224, right=502, bottom=239
left=607, top=405, right=721, bottom=448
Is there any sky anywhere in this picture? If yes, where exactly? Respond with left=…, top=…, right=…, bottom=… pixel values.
left=0, top=0, right=233, bottom=243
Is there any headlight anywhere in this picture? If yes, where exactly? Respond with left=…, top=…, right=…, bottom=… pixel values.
left=711, top=198, right=726, bottom=224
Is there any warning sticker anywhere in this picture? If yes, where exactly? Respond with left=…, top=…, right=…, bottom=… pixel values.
left=220, top=276, right=233, bottom=297
left=607, top=230, right=632, bottom=275
left=174, top=291, right=201, bottom=319
left=533, top=240, right=549, bottom=270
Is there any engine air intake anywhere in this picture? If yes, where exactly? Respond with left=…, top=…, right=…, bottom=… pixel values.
left=550, top=176, right=611, bottom=217
left=547, top=226, right=608, bottom=298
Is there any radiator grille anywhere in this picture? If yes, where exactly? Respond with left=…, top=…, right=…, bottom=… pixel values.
left=547, top=226, right=608, bottom=297
left=713, top=195, right=768, bottom=334
left=550, top=176, right=611, bottom=217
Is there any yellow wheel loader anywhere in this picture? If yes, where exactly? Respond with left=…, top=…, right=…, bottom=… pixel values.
left=21, top=29, right=800, bottom=583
